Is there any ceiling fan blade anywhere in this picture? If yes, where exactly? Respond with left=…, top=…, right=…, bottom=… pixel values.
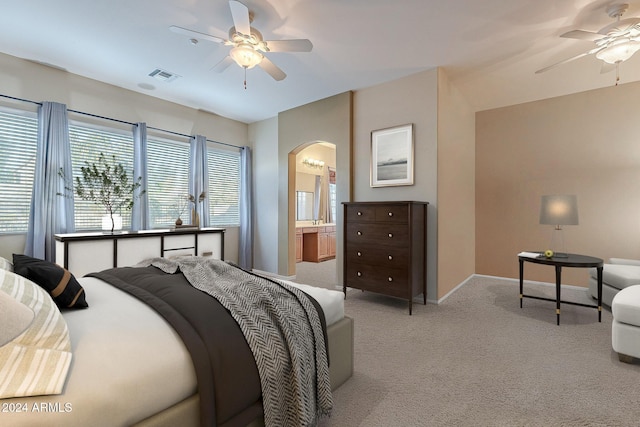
left=535, top=52, right=589, bottom=73
left=211, top=56, right=235, bottom=73
left=259, top=56, right=286, bottom=81
left=535, top=46, right=605, bottom=74
left=599, top=18, right=640, bottom=35
left=560, top=29, right=604, bottom=41
left=229, top=0, right=251, bottom=36
left=264, top=39, right=313, bottom=52
left=170, top=25, right=225, bottom=44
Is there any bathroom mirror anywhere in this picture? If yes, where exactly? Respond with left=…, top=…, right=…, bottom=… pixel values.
left=296, top=191, right=314, bottom=220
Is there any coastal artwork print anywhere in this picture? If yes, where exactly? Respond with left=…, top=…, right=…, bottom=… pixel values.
left=370, top=124, right=414, bottom=187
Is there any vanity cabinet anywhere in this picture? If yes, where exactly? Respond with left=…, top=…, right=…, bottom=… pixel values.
left=55, top=228, right=225, bottom=277
left=295, top=228, right=303, bottom=263
left=301, top=225, right=336, bottom=263
left=342, top=201, right=428, bottom=314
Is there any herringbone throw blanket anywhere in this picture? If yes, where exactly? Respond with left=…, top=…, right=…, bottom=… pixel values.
left=139, top=257, right=333, bottom=427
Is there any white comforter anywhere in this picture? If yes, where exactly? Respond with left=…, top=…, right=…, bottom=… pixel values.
left=2, top=275, right=344, bottom=426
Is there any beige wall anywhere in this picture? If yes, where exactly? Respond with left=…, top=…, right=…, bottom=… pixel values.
left=0, top=52, right=246, bottom=263
left=249, top=117, right=279, bottom=273
left=353, top=69, right=440, bottom=300
left=278, top=92, right=352, bottom=277
left=476, top=80, right=640, bottom=286
left=437, top=69, right=476, bottom=298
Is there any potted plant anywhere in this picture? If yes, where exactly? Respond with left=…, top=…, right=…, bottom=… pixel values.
left=59, top=153, right=144, bottom=233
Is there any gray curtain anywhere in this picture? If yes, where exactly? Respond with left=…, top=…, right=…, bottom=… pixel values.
left=320, top=165, right=330, bottom=223
left=131, top=122, right=149, bottom=231
left=25, top=101, right=75, bottom=261
left=239, top=146, right=253, bottom=270
left=313, top=175, right=321, bottom=221
left=189, top=135, right=209, bottom=227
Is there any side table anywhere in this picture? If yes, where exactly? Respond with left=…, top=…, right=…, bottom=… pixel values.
left=518, top=252, right=603, bottom=325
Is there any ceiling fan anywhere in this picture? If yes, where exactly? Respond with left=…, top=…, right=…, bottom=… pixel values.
left=536, top=3, right=640, bottom=82
left=170, top=0, right=313, bottom=88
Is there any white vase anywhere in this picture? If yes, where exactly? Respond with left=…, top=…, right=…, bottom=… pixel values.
left=102, top=214, right=123, bottom=232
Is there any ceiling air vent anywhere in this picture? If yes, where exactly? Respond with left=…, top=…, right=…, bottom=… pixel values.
left=148, top=68, right=180, bottom=82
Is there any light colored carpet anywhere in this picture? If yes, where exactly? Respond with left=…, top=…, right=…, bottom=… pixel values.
left=295, top=259, right=339, bottom=291
left=309, top=274, right=640, bottom=427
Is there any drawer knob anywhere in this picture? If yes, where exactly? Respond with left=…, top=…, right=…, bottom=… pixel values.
left=388, top=233, right=393, bottom=238
left=357, top=211, right=362, bottom=216
left=357, top=271, right=362, bottom=277
left=388, top=255, right=393, bottom=260
left=357, top=251, right=362, bottom=257
left=357, top=231, right=362, bottom=236
left=388, top=212, right=393, bottom=217
left=388, top=277, right=393, bottom=282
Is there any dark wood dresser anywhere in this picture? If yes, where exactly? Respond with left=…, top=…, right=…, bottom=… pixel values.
left=342, top=201, right=428, bottom=314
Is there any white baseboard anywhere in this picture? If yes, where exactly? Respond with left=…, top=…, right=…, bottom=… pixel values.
left=473, top=273, right=589, bottom=291
left=431, top=274, right=590, bottom=306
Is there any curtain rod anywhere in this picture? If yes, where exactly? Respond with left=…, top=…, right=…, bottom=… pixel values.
left=0, top=93, right=242, bottom=150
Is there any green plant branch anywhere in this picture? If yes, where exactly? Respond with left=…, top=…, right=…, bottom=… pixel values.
left=58, top=152, right=145, bottom=231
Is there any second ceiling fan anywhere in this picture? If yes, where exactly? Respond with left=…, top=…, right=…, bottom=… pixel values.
left=170, top=0, right=312, bottom=86
left=536, top=3, right=640, bottom=82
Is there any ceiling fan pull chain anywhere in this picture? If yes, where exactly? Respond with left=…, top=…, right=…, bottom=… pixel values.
left=244, top=67, right=248, bottom=90
left=616, top=63, right=620, bottom=86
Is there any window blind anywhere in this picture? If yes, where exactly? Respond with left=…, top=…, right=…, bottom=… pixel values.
left=68, top=123, right=134, bottom=231
left=0, top=110, right=37, bottom=233
left=207, top=148, right=240, bottom=227
left=147, top=137, right=190, bottom=227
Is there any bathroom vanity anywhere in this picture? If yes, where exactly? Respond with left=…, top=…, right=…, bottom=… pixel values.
left=295, top=223, right=336, bottom=263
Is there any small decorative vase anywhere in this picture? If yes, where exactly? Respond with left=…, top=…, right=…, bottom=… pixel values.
left=191, top=208, right=200, bottom=228
left=175, top=218, right=183, bottom=226
left=101, top=214, right=122, bottom=233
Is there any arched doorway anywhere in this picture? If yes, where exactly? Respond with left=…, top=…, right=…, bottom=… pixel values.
left=290, top=141, right=337, bottom=289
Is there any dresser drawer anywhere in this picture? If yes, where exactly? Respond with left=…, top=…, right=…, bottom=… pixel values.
left=344, top=264, right=407, bottom=298
left=346, top=205, right=376, bottom=222
left=346, top=223, right=409, bottom=247
left=375, top=205, right=408, bottom=223
left=345, top=245, right=409, bottom=269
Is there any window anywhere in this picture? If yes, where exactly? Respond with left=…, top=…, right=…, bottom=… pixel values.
left=0, top=106, right=240, bottom=232
left=147, top=137, right=190, bottom=228
left=68, top=122, right=134, bottom=231
left=207, top=148, right=240, bottom=227
left=0, top=109, right=38, bottom=233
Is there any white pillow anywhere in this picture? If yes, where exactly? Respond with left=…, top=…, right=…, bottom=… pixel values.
left=0, top=255, right=13, bottom=272
left=0, top=269, right=73, bottom=398
left=0, top=290, right=34, bottom=347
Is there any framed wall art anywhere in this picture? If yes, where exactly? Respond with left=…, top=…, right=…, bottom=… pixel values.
left=370, top=123, right=414, bottom=187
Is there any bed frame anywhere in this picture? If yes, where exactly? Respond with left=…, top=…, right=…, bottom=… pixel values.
left=134, top=316, right=354, bottom=427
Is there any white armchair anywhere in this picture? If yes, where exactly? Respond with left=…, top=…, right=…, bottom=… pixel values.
left=589, top=258, right=640, bottom=307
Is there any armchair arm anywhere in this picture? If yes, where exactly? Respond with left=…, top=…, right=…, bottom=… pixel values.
left=609, top=258, right=640, bottom=266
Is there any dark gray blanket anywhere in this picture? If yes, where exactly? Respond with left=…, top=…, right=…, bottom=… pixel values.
left=89, top=258, right=331, bottom=427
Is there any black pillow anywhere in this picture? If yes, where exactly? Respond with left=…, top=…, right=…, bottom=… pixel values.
left=12, top=254, right=88, bottom=309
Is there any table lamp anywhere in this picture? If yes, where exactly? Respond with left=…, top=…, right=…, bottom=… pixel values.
left=539, top=194, right=579, bottom=258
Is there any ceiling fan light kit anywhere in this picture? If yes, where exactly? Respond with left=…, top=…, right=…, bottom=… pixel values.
left=169, top=0, right=313, bottom=87
left=536, top=3, right=640, bottom=83
left=595, top=38, right=640, bottom=63
left=230, top=43, right=263, bottom=69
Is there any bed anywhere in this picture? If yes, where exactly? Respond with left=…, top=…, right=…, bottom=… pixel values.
left=0, top=255, right=353, bottom=427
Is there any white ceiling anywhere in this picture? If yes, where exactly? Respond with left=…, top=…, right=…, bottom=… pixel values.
left=1, top=0, right=640, bottom=124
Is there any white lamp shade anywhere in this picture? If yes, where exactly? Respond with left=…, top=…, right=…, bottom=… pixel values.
left=539, top=195, right=579, bottom=226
